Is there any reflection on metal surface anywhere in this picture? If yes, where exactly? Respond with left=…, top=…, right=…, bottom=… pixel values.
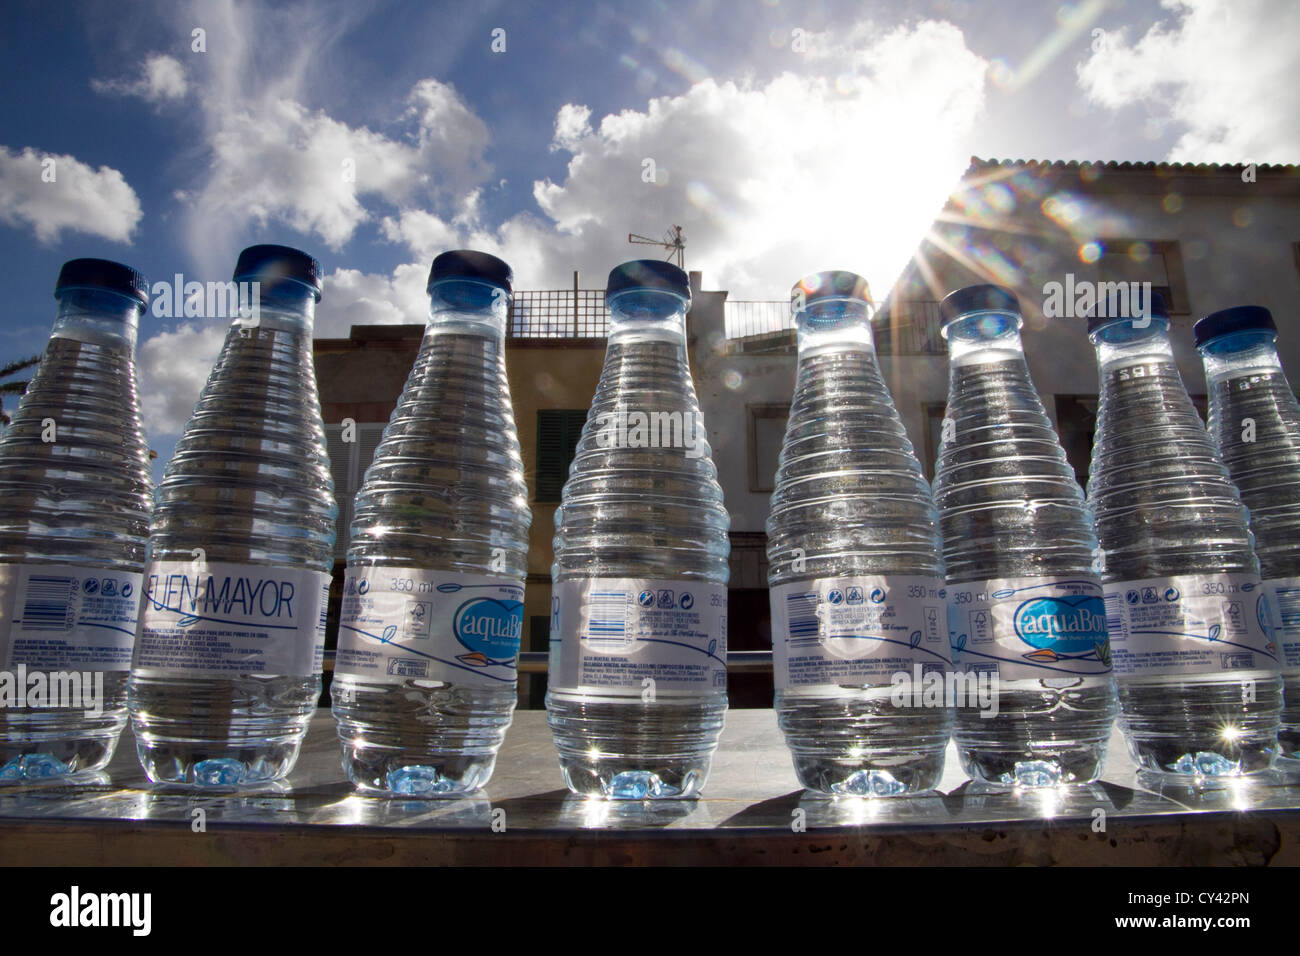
left=0, top=711, right=1296, bottom=834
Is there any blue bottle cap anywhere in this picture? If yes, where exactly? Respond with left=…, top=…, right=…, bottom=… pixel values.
left=605, top=260, right=691, bottom=304
left=939, top=284, right=1019, bottom=327
left=234, top=244, right=321, bottom=300
left=428, top=250, right=513, bottom=293
left=55, top=258, right=149, bottom=306
left=791, top=270, right=872, bottom=307
left=1193, top=305, right=1275, bottom=348
left=1086, top=289, right=1169, bottom=334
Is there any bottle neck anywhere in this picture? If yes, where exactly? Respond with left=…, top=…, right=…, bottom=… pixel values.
left=1199, top=330, right=1283, bottom=385
left=52, top=288, right=144, bottom=350
left=796, top=297, right=875, bottom=357
left=1090, top=316, right=1174, bottom=371
left=235, top=278, right=318, bottom=333
left=607, top=289, right=688, bottom=345
left=943, top=310, right=1025, bottom=366
left=427, top=277, right=508, bottom=338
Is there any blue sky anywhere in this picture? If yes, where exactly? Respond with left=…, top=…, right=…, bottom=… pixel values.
left=1, top=0, right=1296, bottom=477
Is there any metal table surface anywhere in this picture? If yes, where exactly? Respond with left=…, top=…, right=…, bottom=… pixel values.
left=1, top=709, right=1297, bottom=865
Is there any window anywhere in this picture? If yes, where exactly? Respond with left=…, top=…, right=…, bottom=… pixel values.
left=1054, top=395, right=1099, bottom=488
left=325, top=422, right=386, bottom=560
left=747, top=403, right=789, bottom=492
left=1052, top=394, right=1208, bottom=491
left=1096, top=240, right=1188, bottom=315
left=535, top=409, right=587, bottom=502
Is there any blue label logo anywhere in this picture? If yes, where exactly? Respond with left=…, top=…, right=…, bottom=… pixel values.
left=453, top=598, right=523, bottom=663
left=1014, top=595, right=1108, bottom=654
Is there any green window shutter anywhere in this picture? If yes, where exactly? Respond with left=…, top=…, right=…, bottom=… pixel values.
left=536, top=409, right=587, bottom=503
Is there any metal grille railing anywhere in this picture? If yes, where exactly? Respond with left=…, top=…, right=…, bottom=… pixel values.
left=509, top=289, right=609, bottom=338
left=725, top=298, right=947, bottom=354
left=725, top=300, right=794, bottom=339
left=874, top=300, right=946, bottom=355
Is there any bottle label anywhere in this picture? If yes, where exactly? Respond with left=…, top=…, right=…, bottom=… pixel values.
left=0, top=564, right=143, bottom=671
left=1260, top=576, right=1300, bottom=669
left=947, top=576, right=1113, bottom=681
left=1103, top=573, right=1280, bottom=676
left=769, top=576, right=949, bottom=689
left=335, top=568, right=524, bottom=687
left=549, top=578, right=727, bottom=692
left=132, top=561, right=331, bottom=677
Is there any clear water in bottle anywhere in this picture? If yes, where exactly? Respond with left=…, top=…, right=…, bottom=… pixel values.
left=332, top=251, right=530, bottom=796
left=1197, top=305, right=1298, bottom=765
left=0, top=260, right=152, bottom=780
left=933, top=285, right=1116, bottom=787
left=767, top=271, right=950, bottom=795
left=128, top=245, right=336, bottom=786
left=547, top=260, right=730, bottom=799
left=1089, top=296, right=1281, bottom=779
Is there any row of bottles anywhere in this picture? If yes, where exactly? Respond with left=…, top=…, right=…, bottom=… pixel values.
left=0, top=249, right=1295, bottom=801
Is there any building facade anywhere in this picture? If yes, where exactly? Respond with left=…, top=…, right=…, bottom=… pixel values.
left=314, top=157, right=1300, bottom=707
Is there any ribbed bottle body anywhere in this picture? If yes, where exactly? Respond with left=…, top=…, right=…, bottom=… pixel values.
left=548, top=307, right=730, bottom=799
left=332, top=319, right=530, bottom=796
left=129, top=314, right=336, bottom=787
left=0, top=301, right=151, bottom=779
left=1204, top=343, right=1300, bottom=762
left=935, top=303, right=1115, bottom=787
left=1090, top=324, right=1280, bottom=779
left=767, top=335, right=950, bottom=795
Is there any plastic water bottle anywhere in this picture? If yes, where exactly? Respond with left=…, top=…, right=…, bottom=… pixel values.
left=547, top=260, right=730, bottom=799
left=1089, top=294, right=1281, bottom=779
left=331, top=250, right=531, bottom=795
left=1196, top=305, right=1298, bottom=765
left=128, top=245, right=336, bottom=786
left=0, top=259, right=152, bottom=780
left=766, top=271, right=950, bottom=795
left=933, top=285, right=1116, bottom=787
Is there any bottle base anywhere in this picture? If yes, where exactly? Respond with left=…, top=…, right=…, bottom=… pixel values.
left=339, top=750, right=498, bottom=797
left=0, top=706, right=127, bottom=782
left=557, top=761, right=709, bottom=800
left=0, top=747, right=117, bottom=783
left=1117, top=672, right=1282, bottom=781
left=128, top=673, right=317, bottom=787
left=776, top=690, right=950, bottom=796
left=133, top=740, right=307, bottom=787
left=956, top=750, right=1108, bottom=788
left=547, top=692, right=725, bottom=800
left=952, top=680, right=1116, bottom=788
left=330, top=677, right=516, bottom=797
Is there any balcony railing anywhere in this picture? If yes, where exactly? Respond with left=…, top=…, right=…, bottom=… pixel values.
left=724, top=300, right=795, bottom=339
left=725, top=298, right=946, bottom=354
left=509, top=289, right=609, bottom=338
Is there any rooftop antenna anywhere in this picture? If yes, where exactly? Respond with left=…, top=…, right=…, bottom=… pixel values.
left=628, top=224, right=686, bottom=268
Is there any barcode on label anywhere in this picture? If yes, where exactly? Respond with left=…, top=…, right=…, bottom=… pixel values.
left=1273, top=588, right=1300, bottom=629
left=587, top=591, right=627, bottom=641
left=785, top=591, right=819, bottom=641
left=1103, top=593, right=1125, bottom=641
left=318, top=586, right=330, bottom=631
left=21, top=576, right=76, bottom=632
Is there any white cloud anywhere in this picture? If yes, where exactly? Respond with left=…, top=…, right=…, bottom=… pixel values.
left=552, top=104, right=592, bottom=152
left=315, top=264, right=430, bottom=337
left=1078, top=0, right=1300, bottom=163
left=493, top=19, right=987, bottom=298
left=137, top=322, right=227, bottom=438
left=0, top=146, right=142, bottom=243
left=380, top=209, right=459, bottom=264
left=92, top=53, right=189, bottom=103
left=179, top=76, right=489, bottom=261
